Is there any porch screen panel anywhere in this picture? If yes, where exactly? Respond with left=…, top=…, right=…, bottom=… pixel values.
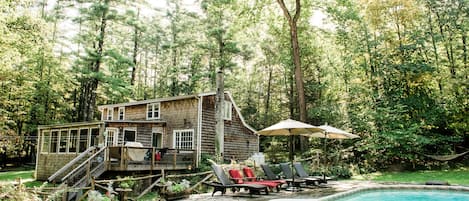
left=90, top=128, right=99, bottom=147
left=174, top=129, right=194, bottom=150
left=50, top=130, right=59, bottom=153
left=69, top=129, right=78, bottom=153
left=41, top=131, right=50, bottom=153
left=79, top=128, right=89, bottom=152
left=59, top=130, right=68, bottom=153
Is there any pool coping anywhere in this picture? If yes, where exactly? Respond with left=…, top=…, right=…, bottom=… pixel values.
left=317, top=184, right=469, bottom=201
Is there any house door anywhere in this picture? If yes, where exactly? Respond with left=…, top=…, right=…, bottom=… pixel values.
left=152, top=133, right=162, bottom=148
left=105, top=128, right=118, bottom=146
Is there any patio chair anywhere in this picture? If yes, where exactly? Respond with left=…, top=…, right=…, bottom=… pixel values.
left=280, top=162, right=319, bottom=186
left=228, top=169, right=281, bottom=192
left=293, top=162, right=333, bottom=184
left=203, top=164, right=269, bottom=196
left=261, top=164, right=283, bottom=180
left=242, top=166, right=287, bottom=185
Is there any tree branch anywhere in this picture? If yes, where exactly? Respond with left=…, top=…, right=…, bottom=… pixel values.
left=276, top=0, right=292, bottom=23
left=293, top=0, right=301, bottom=23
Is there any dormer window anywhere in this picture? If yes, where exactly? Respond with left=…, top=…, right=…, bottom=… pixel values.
left=118, top=107, right=125, bottom=120
left=107, top=108, right=113, bottom=120
left=147, top=103, right=160, bottom=120
left=223, top=101, right=232, bottom=120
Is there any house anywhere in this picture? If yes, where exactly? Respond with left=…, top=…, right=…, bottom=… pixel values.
left=35, top=92, right=259, bottom=185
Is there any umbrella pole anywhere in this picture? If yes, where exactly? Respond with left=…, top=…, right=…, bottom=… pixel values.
left=323, top=133, right=327, bottom=181
left=288, top=134, right=300, bottom=192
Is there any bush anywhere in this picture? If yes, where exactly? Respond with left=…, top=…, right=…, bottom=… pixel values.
left=328, top=165, right=352, bottom=179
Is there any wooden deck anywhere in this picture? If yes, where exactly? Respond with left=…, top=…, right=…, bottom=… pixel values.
left=106, top=146, right=196, bottom=171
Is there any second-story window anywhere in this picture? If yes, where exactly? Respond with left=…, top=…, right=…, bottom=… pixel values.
left=107, top=108, right=113, bottom=120
left=118, top=107, right=125, bottom=120
left=147, top=103, right=160, bottom=120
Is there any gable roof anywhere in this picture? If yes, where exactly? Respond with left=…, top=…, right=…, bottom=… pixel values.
left=97, top=92, right=257, bottom=133
left=199, top=92, right=257, bottom=133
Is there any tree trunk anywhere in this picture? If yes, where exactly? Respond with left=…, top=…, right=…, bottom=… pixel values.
left=215, top=71, right=224, bottom=163
left=264, top=65, right=272, bottom=124
left=78, top=0, right=108, bottom=121
left=277, top=0, right=306, bottom=122
left=130, top=8, right=140, bottom=86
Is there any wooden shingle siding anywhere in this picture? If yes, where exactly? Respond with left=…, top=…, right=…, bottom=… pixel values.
left=124, top=105, right=147, bottom=120
left=36, top=153, right=84, bottom=180
left=201, top=95, right=259, bottom=160
left=105, top=122, right=164, bottom=147
left=160, top=99, right=198, bottom=148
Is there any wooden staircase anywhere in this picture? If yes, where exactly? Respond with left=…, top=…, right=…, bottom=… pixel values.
left=48, top=146, right=107, bottom=200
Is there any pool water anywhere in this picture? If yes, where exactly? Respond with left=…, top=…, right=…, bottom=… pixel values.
left=334, top=190, right=469, bottom=201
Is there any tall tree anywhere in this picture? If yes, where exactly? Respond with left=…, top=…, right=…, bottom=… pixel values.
left=276, top=0, right=307, bottom=122
left=75, top=0, right=112, bottom=121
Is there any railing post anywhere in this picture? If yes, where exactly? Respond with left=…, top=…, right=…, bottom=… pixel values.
left=120, top=147, right=124, bottom=170
left=151, top=147, right=154, bottom=172
left=173, top=151, right=176, bottom=169
left=86, top=157, right=91, bottom=185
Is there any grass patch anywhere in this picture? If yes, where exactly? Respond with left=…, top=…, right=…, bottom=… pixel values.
left=0, top=170, right=34, bottom=181
left=355, top=167, right=469, bottom=185
left=136, top=192, right=160, bottom=201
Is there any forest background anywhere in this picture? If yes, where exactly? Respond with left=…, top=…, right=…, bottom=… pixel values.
left=0, top=0, right=467, bottom=172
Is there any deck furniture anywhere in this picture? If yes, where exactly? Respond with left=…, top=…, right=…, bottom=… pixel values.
left=260, top=164, right=283, bottom=181
left=204, top=164, right=269, bottom=196
left=280, top=163, right=319, bottom=186
left=293, top=162, right=334, bottom=184
left=242, top=167, right=286, bottom=185
left=228, top=169, right=281, bottom=192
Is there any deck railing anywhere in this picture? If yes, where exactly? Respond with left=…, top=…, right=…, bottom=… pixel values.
left=107, top=146, right=195, bottom=171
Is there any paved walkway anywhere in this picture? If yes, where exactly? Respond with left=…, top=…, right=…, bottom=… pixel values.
left=183, top=180, right=380, bottom=201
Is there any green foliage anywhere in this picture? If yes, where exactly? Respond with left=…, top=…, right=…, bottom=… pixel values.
left=328, top=165, right=352, bottom=179
left=0, top=183, right=40, bottom=201
left=117, top=176, right=136, bottom=189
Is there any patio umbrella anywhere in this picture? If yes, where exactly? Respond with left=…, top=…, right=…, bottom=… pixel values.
left=309, top=125, right=359, bottom=181
left=257, top=119, right=323, bottom=191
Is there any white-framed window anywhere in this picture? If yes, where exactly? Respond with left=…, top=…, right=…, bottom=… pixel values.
left=124, top=127, right=137, bottom=142
left=107, top=107, right=113, bottom=120
left=223, top=101, right=232, bottom=120
left=50, top=130, right=59, bottom=153
left=59, top=130, right=68, bottom=153
left=118, top=107, right=125, bottom=120
left=147, top=103, right=160, bottom=120
left=68, top=129, right=78, bottom=153
left=173, top=129, right=194, bottom=150
left=105, top=128, right=119, bottom=146
left=41, top=131, right=50, bottom=153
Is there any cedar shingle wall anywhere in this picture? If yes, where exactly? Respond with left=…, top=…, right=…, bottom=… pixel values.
left=160, top=99, right=198, bottom=148
left=105, top=99, right=199, bottom=149
left=36, top=153, right=83, bottom=181
left=201, top=95, right=258, bottom=160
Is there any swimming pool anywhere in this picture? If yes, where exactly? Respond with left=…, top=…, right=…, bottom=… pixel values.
left=333, top=189, right=469, bottom=201
left=270, top=185, right=469, bottom=201
left=320, top=185, right=469, bottom=201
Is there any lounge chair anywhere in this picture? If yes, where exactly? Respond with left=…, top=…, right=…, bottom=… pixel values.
left=280, top=162, right=319, bottom=186
left=204, top=164, right=269, bottom=196
left=243, top=167, right=287, bottom=185
left=228, top=169, right=281, bottom=192
left=261, top=164, right=283, bottom=180
left=293, top=162, right=333, bottom=184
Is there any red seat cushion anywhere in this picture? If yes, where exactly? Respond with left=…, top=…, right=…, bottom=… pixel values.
left=228, top=169, right=245, bottom=184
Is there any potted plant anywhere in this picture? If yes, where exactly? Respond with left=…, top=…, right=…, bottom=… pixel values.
left=160, top=179, right=191, bottom=201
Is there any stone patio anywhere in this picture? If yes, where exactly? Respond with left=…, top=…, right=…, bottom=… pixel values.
left=183, top=180, right=381, bottom=201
